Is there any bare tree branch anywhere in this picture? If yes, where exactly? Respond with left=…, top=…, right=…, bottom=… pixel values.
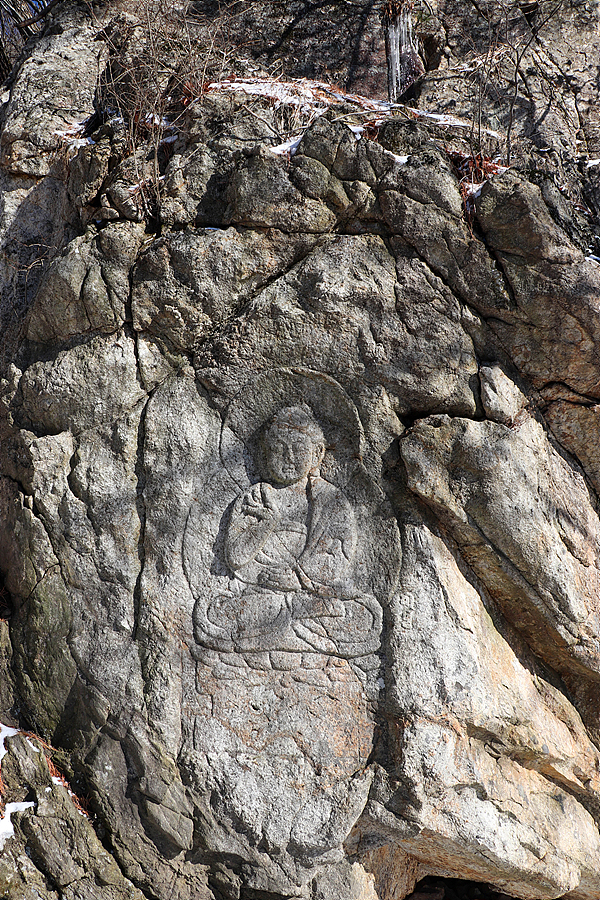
left=15, top=0, right=64, bottom=32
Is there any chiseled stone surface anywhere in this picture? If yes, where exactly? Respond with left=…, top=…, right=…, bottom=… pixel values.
left=3, top=3, right=600, bottom=900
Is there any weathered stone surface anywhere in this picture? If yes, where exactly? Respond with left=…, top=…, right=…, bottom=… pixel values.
left=379, top=523, right=600, bottom=899
left=195, top=233, right=479, bottom=420
left=228, top=150, right=340, bottom=232
left=4, top=3, right=600, bottom=899
left=479, top=364, right=528, bottom=426
left=16, top=331, right=146, bottom=435
left=0, top=6, right=102, bottom=365
left=0, top=732, right=145, bottom=900
left=27, top=222, right=145, bottom=343
left=132, top=228, right=318, bottom=351
left=473, top=173, right=600, bottom=399
left=400, top=406, right=600, bottom=680
left=0, top=20, right=105, bottom=178
left=544, top=401, right=600, bottom=497
left=0, top=169, right=78, bottom=363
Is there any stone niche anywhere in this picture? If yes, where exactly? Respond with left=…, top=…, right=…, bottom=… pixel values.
left=168, top=367, right=401, bottom=893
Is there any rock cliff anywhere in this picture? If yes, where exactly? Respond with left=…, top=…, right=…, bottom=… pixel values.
left=2, top=2, right=600, bottom=899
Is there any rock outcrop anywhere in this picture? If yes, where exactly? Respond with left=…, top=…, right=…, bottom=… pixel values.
left=3, top=2, right=600, bottom=899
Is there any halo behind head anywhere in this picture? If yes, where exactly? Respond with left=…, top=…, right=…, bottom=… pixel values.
left=265, top=405, right=325, bottom=450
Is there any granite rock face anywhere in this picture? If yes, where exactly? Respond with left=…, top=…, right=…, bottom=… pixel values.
left=3, top=3, right=600, bottom=899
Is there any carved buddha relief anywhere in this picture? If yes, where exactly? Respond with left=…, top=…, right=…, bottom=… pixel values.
left=184, top=368, right=401, bottom=671
left=179, top=370, right=402, bottom=872
left=194, top=404, right=382, bottom=659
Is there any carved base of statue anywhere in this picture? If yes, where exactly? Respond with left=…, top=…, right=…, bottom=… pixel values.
left=194, top=585, right=382, bottom=658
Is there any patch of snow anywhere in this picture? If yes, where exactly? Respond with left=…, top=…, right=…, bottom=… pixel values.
left=207, top=77, right=505, bottom=142
left=53, top=124, right=95, bottom=158
left=406, top=107, right=503, bottom=139
left=587, top=254, right=600, bottom=263
left=462, top=181, right=486, bottom=200
left=208, top=77, right=331, bottom=116
left=0, top=801, right=35, bottom=851
left=53, top=120, right=86, bottom=139
left=1, top=723, right=36, bottom=849
left=143, top=114, right=171, bottom=128
left=586, top=159, right=600, bottom=169
left=0, top=723, right=18, bottom=762
left=25, top=738, right=40, bottom=754
left=50, top=774, right=88, bottom=817
left=409, top=109, right=467, bottom=127
left=347, top=124, right=364, bottom=140
left=270, top=134, right=304, bottom=157
left=62, top=137, right=95, bottom=153
left=208, top=76, right=403, bottom=121
left=390, top=153, right=409, bottom=165
left=127, top=175, right=164, bottom=195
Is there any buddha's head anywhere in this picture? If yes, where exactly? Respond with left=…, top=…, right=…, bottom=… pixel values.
left=262, top=406, right=326, bottom=485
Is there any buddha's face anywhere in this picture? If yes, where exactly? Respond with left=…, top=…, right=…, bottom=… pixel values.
left=264, top=424, right=315, bottom=485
